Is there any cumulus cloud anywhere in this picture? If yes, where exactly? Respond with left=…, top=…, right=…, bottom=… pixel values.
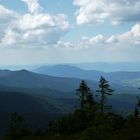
left=89, top=35, right=105, bottom=44
left=21, top=0, right=42, bottom=14
left=0, top=0, right=139, bottom=56
left=74, top=0, right=140, bottom=25
left=106, top=36, right=118, bottom=43
left=0, top=5, right=18, bottom=44
left=0, top=1, right=70, bottom=49
left=0, top=5, right=16, bottom=24
left=118, top=23, right=140, bottom=46
left=58, top=23, right=140, bottom=50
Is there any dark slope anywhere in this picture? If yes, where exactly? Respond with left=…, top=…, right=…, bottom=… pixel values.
left=0, top=91, right=46, bottom=113
left=0, top=90, right=64, bottom=134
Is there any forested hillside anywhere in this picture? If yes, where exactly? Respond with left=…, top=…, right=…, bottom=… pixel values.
left=0, top=77, right=140, bottom=140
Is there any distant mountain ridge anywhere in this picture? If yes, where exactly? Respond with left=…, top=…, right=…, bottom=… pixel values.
left=34, top=65, right=104, bottom=80
left=72, top=62, right=140, bottom=71
left=0, top=67, right=139, bottom=95
left=34, top=65, right=140, bottom=87
left=0, top=69, right=97, bottom=92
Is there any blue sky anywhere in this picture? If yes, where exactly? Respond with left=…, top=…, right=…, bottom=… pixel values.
left=0, top=0, right=140, bottom=65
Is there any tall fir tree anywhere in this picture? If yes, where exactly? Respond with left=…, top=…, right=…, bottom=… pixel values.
left=76, top=80, right=96, bottom=128
left=97, top=76, right=114, bottom=115
left=76, top=80, right=95, bottom=110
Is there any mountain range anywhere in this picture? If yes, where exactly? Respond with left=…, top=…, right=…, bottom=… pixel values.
left=0, top=65, right=139, bottom=133
left=0, top=69, right=96, bottom=92
left=34, top=64, right=140, bottom=88
left=72, top=62, right=140, bottom=72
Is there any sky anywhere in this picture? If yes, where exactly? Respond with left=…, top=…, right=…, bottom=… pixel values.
left=0, top=0, right=140, bottom=65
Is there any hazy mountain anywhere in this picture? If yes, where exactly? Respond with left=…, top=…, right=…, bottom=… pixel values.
left=106, top=71, right=140, bottom=83
left=72, top=62, right=140, bottom=72
left=0, top=69, right=97, bottom=92
left=34, top=65, right=105, bottom=80
left=121, top=78, right=140, bottom=88
left=2, top=62, right=140, bottom=72
left=0, top=70, right=11, bottom=76
left=34, top=65, right=140, bottom=87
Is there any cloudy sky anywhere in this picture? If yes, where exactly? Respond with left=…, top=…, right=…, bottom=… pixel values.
left=0, top=0, right=140, bottom=65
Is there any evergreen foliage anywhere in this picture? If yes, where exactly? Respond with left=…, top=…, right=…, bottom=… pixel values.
left=96, top=76, right=114, bottom=115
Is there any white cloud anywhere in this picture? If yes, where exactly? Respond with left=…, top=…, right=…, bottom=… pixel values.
left=106, top=36, right=118, bottom=43
left=50, top=24, right=140, bottom=62
left=58, top=23, right=140, bottom=50
left=118, top=23, right=140, bottom=46
left=21, top=0, right=42, bottom=14
left=0, top=1, right=70, bottom=49
left=74, top=0, right=140, bottom=25
left=131, top=24, right=140, bottom=45
left=0, top=0, right=140, bottom=63
left=89, top=35, right=105, bottom=44
left=0, top=5, right=18, bottom=44
left=0, top=5, right=16, bottom=24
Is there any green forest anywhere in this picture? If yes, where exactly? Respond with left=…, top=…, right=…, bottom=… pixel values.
left=1, top=77, right=140, bottom=140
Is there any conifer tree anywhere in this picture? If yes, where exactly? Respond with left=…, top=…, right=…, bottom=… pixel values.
left=76, top=80, right=88, bottom=109
left=97, top=76, right=114, bottom=115
left=76, top=80, right=95, bottom=110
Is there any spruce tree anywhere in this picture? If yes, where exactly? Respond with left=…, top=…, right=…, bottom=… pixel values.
left=76, top=80, right=94, bottom=110
left=97, top=76, right=114, bottom=115
left=85, top=87, right=95, bottom=110
left=76, top=80, right=88, bottom=109
left=76, top=80, right=96, bottom=128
